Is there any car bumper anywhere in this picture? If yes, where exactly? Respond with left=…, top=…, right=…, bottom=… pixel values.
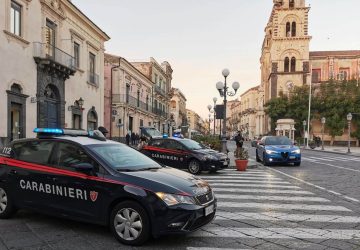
left=265, top=153, right=301, bottom=163
left=200, top=158, right=230, bottom=171
left=151, top=199, right=217, bottom=237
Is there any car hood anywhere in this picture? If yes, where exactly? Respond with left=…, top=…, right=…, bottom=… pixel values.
left=265, top=145, right=298, bottom=151
left=119, top=167, right=211, bottom=197
left=193, top=148, right=228, bottom=159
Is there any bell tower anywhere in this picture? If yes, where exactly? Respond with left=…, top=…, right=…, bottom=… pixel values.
left=261, top=0, right=311, bottom=132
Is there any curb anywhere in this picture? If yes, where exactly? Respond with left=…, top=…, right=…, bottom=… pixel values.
left=302, top=148, right=360, bottom=158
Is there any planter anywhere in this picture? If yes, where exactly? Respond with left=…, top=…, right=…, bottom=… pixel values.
left=235, top=159, right=248, bottom=171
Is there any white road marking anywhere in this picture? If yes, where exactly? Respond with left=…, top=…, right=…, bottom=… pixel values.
left=302, top=157, right=319, bottom=163
left=207, top=179, right=290, bottom=184
left=267, top=167, right=360, bottom=203
left=211, top=183, right=301, bottom=189
left=187, top=248, right=249, bottom=250
left=307, top=156, right=334, bottom=162
left=202, top=176, right=282, bottom=180
left=218, top=201, right=351, bottom=211
left=213, top=188, right=314, bottom=195
left=191, top=227, right=360, bottom=239
left=215, top=211, right=360, bottom=223
left=215, top=193, right=330, bottom=202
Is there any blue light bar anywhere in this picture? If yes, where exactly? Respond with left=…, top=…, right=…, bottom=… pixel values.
left=34, top=128, right=64, bottom=134
left=163, top=134, right=169, bottom=138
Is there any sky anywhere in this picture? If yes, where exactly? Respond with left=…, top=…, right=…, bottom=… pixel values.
left=72, top=0, right=360, bottom=120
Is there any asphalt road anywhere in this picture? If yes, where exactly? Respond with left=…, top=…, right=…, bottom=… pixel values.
left=1, top=141, right=360, bottom=250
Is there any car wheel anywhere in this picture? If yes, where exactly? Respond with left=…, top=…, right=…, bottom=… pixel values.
left=110, top=201, right=150, bottom=246
left=188, top=159, right=202, bottom=175
left=0, top=186, right=16, bottom=219
left=263, top=153, right=271, bottom=166
left=256, top=150, right=261, bottom=162
left=294, top=162, right=301, bottom=166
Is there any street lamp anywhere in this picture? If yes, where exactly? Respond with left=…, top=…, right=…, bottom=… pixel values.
left=321, top=117, right=326, bottom=150
left=347, top=113, right=353, bottom=154
left=207, top=105, right=212, bottom=135
left=302, top=120, right=306, bottom=149
left=216, top=69, right=240, bottom=153
left=213, top=97, right=217, bottom=135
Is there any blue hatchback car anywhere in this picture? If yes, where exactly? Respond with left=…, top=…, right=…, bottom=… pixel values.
left=256, top=136, right=301, bottom=166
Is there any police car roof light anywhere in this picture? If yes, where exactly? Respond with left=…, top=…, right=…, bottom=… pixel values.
left=162, top=134, right=169, bottom=139
left=33, top=128, right=64, bottom=134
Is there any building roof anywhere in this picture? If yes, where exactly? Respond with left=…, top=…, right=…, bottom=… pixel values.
left=240, top=85, right=260, bottom=97
left=310, top=50, right=360, bottom=57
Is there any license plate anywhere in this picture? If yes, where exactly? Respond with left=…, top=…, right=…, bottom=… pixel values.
left=289, top=156, right=296, bottom=159
left=205, top=204, right=214, bottom=216
left=223, top=161, right=228, bottom=166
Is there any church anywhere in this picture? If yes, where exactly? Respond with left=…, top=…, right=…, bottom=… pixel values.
left=258, top=0, right=360, bottom=139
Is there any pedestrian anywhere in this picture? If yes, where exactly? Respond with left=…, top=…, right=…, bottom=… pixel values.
left=234, top=131, right=244, bottom=149
left=135, top=133, right=139, bottom=144
left=131, top=132, right=136, bottom=145
left=125, top=133, right=130, bottom=146
left=137, top=136, right=147, bottom=150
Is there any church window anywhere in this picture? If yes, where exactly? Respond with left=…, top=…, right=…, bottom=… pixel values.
left=291, top=22, right=296, bottom=37
left=286, top=22, right=291, bottom=37
left=312, top=69, right=321, bottom=83
left=284, top=57, right=290, bottom=72
left=291, top=57, right=296, bottom=72
left=289, top=0, right=295, bottom=8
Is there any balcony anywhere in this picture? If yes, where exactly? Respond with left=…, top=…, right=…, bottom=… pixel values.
left=88, top=71, right=99, bottom=87
left=33, top=42, right=76, bottom=78
left=112, top=94, right=153, bottom=113
left=155, top=85, right=167, bottom=97
left=153, top=108, right=168, bottom=119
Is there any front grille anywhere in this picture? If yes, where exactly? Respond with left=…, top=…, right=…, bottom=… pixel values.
left=185, top=212, right=216, bottom=231
left=196, top=191, right=214, bottom=205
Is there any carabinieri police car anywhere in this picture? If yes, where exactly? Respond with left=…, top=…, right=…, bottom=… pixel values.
left=0, top=128, right=216, bottom=246
left=140, top=137, right=230, bottom=175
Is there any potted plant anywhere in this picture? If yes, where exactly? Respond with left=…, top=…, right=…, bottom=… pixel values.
left=234, top=147, right=249, bottom=171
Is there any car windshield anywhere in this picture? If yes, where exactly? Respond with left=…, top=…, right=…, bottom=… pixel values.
left=265, top=137, right=292, bottom=146
left=179, top=139, right=205, bottom=150
left=88, top=143, right=162, bottom=171
left=142, top=128, right=162, bottom=137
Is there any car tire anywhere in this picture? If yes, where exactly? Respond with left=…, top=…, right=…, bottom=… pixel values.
left=263, top=153, right=271, bottom=166
left=188, top=159, right=202, bottom=175
left=110, top=201, right=150, bottom=246
left=256, top=150, right=261, bottom=162
left=294, top=162, right=301, bottom=166
left=0, top=186, right=16, bottom=219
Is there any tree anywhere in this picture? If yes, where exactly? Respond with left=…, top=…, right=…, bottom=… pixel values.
left=264, top=93, right=288, bottom=132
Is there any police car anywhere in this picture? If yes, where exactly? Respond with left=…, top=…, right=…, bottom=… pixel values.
left=0, top=128, right=216, bottom=246
left=140, top=137, right=230, bottom=175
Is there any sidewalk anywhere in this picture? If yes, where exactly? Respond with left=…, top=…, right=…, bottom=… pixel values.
left=303, top=145, right=360, bottom=157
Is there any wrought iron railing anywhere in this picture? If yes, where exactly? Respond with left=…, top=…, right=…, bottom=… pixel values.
left=33, top=42, right=76, bottom=70
left=155, top=85, right=167, bottom=96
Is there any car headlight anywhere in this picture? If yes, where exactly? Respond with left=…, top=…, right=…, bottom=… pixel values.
left=265, top=150, right=277, bottom=154
left=200, top=154, right=218, bottom=161
left=156, top=192, right=196, bottom=206
left=291, top=149, right=301, bottom=154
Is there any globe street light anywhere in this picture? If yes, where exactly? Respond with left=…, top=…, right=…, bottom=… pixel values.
left=207, top=105, right=212, bottom=134
left=302, top=120, right=306, bottom=149
left=216, top=69, right=240, bottom=153
left=321, top=117, right=326, bottom=151
left=347, top=113, right=353, bottom=154
left=213, top=97, right=217, bottom=135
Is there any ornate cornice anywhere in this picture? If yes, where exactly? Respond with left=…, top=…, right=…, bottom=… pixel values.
left=40, top=0, right=66, bottom=20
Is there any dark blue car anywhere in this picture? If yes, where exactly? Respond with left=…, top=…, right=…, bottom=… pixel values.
left=256, top=136, right=301, bottom=166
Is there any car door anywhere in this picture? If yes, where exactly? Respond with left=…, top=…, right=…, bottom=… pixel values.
left=50, top=141, right=105, bottom=222
left=145, top=139, right=170, bottom=166
left=10, top=140, right=57, bottom=210
left=163, top=140, right=187, bottom=168
left=257, top=137, right=266, bottom=161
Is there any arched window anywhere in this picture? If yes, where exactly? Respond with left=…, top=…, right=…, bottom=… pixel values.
left=291, top=57, right=296, bottom=72
left=286, top=22, right=291, bottom=37
left=87, top=108, right=98, bottom=131
left=284, top=57, right=290, bottom=72
left=291, top=22, right=296, bottom=37
left=289, top=0, right=295, bottom=8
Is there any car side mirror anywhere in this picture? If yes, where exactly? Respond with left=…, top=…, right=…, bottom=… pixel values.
left=73, top=163, right=94, bottom=173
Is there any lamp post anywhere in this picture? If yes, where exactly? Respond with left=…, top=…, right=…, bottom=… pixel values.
left=208, top=113, right=211, bottom=135
left=347, top=113, right=353, bottom=154
left=213, top=97, right=217, bottom=135
left=216, top=69, right=240, bottom=153
left=207, top=105, right=212, bottom=135
left=321, top=117, right=326, bottom=150
left=302, top=120, right=306, bottom=149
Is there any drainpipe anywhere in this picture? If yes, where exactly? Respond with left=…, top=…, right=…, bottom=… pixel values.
left=110, top=57, right=121, bottom=139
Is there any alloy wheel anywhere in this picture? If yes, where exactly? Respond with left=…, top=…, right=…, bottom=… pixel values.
left=0, top=188, right=8, bottom=214
left=189, top=160, right=200, bottom=174
left=114, top=208, right=143, bottom=241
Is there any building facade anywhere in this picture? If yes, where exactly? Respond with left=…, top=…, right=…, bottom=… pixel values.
left=104, top=54, right=157, bottom=139
left=170, top=88, right=187, bottom=131
left=260, top=0, right=360, bottom=138
left=0, top=0, right=109, bottom=145
left=240, top=86, right=259, bottom=140
left=131, top=58, right=173, bottom=134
